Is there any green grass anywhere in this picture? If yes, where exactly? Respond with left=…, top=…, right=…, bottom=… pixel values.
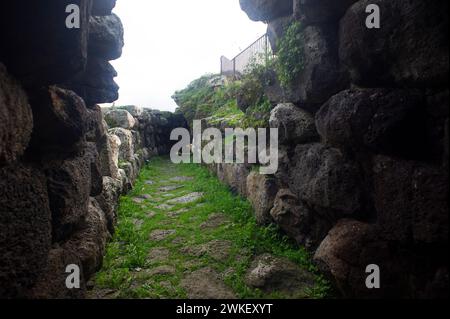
left=92, top=157, right=330, bottom=299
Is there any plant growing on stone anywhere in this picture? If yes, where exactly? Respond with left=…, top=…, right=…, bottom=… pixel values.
left=276, top=21, right=305, bottom=89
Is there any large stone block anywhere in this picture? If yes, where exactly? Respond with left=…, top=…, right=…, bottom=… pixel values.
left=316, top=88, right=427, bottom=159
left=66, top=58, right=119, bottom=106
left=216, top=163, right=252, bottom=197
left=98, top=133, right=121, bottom=179
left=373, top=155, right=448, bottom=244
left=92, top=0, right=116, bottom=15
left=0, top=164, right=52, bottom=298
left=109, top=127, right=135, bottom=161
left=0, top=63, right=33, bottom=164
left=63, top=198, right=109, bottom=279
left=267, top=25, right=347, bottom=109
left=247, top=172, right=278, bottom=225
left=27, top=248, right=86, bottom=299
left=339, top=0, right=448, bottom=88
left=293, top=0, right=357, bottom=25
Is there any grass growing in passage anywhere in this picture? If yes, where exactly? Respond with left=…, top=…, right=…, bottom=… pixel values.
left=92, top=157, right=330, bottom=299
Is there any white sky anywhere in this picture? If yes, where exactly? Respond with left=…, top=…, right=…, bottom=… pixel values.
left=108, top=0, right=267, bottom=112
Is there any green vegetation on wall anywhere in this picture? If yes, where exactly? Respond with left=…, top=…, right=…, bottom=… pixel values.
left=173, top=21, right=305, bottom=129
left=276, top=21, right=305, bottom=89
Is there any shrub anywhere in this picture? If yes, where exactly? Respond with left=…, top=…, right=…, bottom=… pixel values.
left=275, top=21, right=305, bottom=89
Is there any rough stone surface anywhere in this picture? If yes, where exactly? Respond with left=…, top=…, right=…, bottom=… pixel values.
left=246, top=172, right=278, bottom=225
left=63, top=198, right=109, bottom=279
left=0, top=63, right=33, bottom=164
left=373, top=155, right=448, bottom=244
left=200, top=213, right=230, bottom=230
left=216, top=163, right=251, bottom=197
left=109, top=127, right=134, bottom=161
left=92, top=0, right=117, bottom=16
left=45, top=151, right=92, bottom=242
left=288, top=143, right=363, bottom=216
left=293, top=0, right=358, bottom=24
left=105, top=109, right=136, bottom=129
left=67, top=58, right=119, bottom=106
left=96, top=176, right=122, bottom=234
left=313, top=219, right=372, bottom=297
left=167, top=192, right=204, bottom=205
left=149, top=229, right=176, bottom=241
left=0, top=164, right=52, bottom=298
left=27, top=248, right=86, bottom=299
left=267, top=16, right=294, bottom=53
left=316, top=88, right=427, bottom=158
left=339, top=0, right=449, bottom=88
left=245, top=254, right=316, bottom=298
left=181, top=240, right=233, bottom=261
left=28, top=86, right=88, bottom=156
left=239, top=0, right=293, bottom=22
left=181, top=267, right=236, bottom=299
left=99, top=133, right=121, bottom=179
left=270, top=189, right=330, bottom=250
left=269, top=103, right=318, bottom=145
left=0, top=0, right=92, bottom=86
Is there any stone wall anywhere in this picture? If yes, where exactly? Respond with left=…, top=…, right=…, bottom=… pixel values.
left=0, top=1, right=186, bottom=298
left=210, top=0, right=448, bottom=298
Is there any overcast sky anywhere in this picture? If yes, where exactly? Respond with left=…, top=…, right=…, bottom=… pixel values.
left=108, top=1, right=266, bottom=112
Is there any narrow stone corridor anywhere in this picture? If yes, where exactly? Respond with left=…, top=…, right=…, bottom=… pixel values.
left=88, top=157, right=328, bottom=299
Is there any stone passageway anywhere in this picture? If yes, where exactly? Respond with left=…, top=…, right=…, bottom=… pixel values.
left=89, top=157, right=328, bottom=299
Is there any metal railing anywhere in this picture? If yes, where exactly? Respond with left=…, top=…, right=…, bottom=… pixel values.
left=221, top=34, right=273, bottom=78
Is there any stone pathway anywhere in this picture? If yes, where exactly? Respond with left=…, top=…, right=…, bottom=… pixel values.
left=88, top=157, right=325, bottom=299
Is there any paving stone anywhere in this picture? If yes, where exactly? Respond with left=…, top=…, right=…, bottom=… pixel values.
left=149, top=229, right=176, bottom=241
left=181, top=267, right=236, bottom=299
left=167, top=192, right=204, bottom=204
left=148, top=247, right=170, bottom=263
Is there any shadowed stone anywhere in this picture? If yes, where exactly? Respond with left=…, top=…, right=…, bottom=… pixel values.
left=132, top=219, right=143, bottom=229
left=132, top=197, right=144, bottom=204
left=146, top=211, right=157, bottom=218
